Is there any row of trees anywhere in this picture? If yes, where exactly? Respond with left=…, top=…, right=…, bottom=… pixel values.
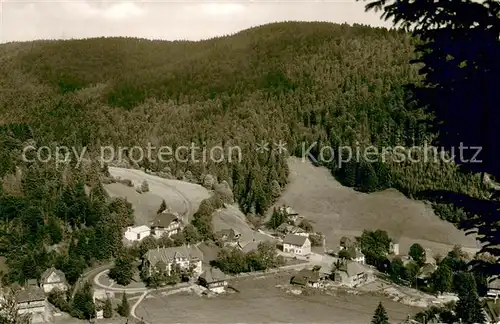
left=211, top=241, right=285, bottom=274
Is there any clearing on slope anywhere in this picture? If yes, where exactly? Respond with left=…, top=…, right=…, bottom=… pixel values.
left=273, top=157, right=480, bottom=256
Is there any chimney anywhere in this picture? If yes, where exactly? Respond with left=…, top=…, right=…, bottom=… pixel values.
left=157, top=246, right=159, bottom=251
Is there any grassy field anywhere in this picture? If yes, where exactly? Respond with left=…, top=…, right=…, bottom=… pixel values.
left=272, top=157, right=480, bottom=257
left=135, top=273, right=420, bottom=323
left=106, top=167, right=270, bottom=245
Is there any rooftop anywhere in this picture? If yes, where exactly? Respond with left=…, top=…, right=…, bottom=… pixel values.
left=126, top=225, right=150, bottom=234
left=40, top=267, right=67, bottom=283
left=283, top=234, right=308, bottom=246
left=144, top=245, right=203, bottom=264
left=199, top=267, right=229, bottom=283
left=337, top=261, right=365, bottom=277
left=151, top=212, right=180, bottom=228
left=16, top=287, right=45, bottom=303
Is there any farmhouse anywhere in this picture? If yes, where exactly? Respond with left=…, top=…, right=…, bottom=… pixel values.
left=290, top=269, right=320, bottom=288
left=150, top=212, right=183, bottom=239
left=16, top=287, right=52, bottom=323
left=276, top=223, right=305, bottom=236
left=333, top=261, right=368, bottom=287
left=215, top=228, right=241, bottom=247
left=124, top=225, right=151, bottom=242
left=283, top=234, right=311, bottom=256
left=339, top=236, right=354, bottom=250
left=345, top=246, right=365, bottom=264
left=39, top=267, right=68, bottom=294
left=198, top=267, right=230, bottom=293
left=142, top=245, right=203, bottom=277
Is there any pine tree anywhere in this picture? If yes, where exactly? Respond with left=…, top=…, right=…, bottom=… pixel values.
left=117, top=292, right=130, bottom=317
left=454, top=272, right=486, bottom=324
left=103, top=298, right=112, bottom=318
left=371, top=302, right=389, bottom=324
left=157, top=199, right=167, bottom=214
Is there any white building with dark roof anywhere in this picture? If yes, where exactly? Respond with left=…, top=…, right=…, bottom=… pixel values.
left=40, top=267, right=68, bottom=294
left=282, top=234, right=311, bottom=256
left=142, top=245, right=203, bottom=277
left=150, top=212, right=183, bottom=238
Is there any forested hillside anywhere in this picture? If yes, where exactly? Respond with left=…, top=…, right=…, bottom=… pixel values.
left=0, top=22, right=485, bottom=283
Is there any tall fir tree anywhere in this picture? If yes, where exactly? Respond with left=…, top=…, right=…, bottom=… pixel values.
left=371, top=302, right=389, bottom=324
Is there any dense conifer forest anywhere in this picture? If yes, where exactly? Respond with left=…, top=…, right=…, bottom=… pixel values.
left=0, top=22, right=486, bottom=284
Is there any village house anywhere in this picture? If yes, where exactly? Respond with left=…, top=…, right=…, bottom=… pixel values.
left=39, top=267, right=68, bottom=294
left=16, top=286, right=52, bottom=323
left=198, top=267, right=230, bottom=293
left=278, top=206, right=301, bottom=225
left=290, top=269, right=320, bottom=288
left=318, top=264, right=333, bottom=281
left=345, top=246, right=365, bottom=264
left=283, top=234, right=311, bottom=256
left=124, top=225, right=151, bottom=242
left=214, top=228, right=241, bottom=247
left=276, top=223, right=305, bottom=236
left=333, top=261, right=368, bottom=287
left=417, top=263, right=438, bottom=285
left=339, top=236, right=354, bottom=250
left=150, top=212, right=183, bottom=239
left=237, top=239, right=260, bottom=254
left=142, top=245, right=203, bottom=277
left=389, top=241, right=400, bottom=255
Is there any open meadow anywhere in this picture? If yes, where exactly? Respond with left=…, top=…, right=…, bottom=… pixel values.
left=135, top=273, right=420, bottom=323
left=273, top=157, right=480, bottom=256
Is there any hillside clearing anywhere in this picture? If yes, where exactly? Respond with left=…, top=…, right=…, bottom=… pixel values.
left=273, top=157, right=480, bottom=256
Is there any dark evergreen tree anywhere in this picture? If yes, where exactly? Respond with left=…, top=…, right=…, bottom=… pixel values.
left=454, top=272, right=486, bottom=324
left=371, top=302, right=389, bottom=324
left=117, top=293, right=130, bottom=317
left=70, top=281, right=95, bottom=320
left=157, top=199, right=167, bottom=214
left=108, top=252, right=135, bottom=286
left=103, top=298, right=113, bottom=318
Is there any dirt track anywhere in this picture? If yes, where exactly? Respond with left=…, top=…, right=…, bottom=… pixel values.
left=273, top=157, right=480, bottom=257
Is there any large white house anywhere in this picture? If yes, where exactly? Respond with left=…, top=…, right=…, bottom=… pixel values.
left=150, top=212, right=183, bottom=239
left=282, top=234, right=311, bottom=256
left=124, top=225, right=151, bottom=242
left=142, top=245, right=203, bottom=277
left=40, top=267, right=68, bottom=294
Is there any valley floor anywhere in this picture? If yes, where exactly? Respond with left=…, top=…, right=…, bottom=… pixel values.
left=135, top=273, right=420, bottom=323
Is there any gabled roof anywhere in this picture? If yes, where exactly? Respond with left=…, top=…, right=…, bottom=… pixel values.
left=199, top=267, right=229, bottom=283
left=144, top=245, right=203, bottom=264
left=291, top=269, right=319, bottom=285
left=151, top=212, right=180, bottom=228
left=283, top=234, right=308, bottom=246
left=240, top=240, right=259, bottom=253
left=40, top=267, right=67, bottom=284
left=337, top=261, right=365, bottom=277
left=16, top=287, right=45, bottom=303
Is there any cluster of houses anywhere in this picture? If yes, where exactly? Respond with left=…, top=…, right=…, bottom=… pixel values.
left=124, top=210, right=184, bottom=242
left=5, top=267, right=69, bottom=323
